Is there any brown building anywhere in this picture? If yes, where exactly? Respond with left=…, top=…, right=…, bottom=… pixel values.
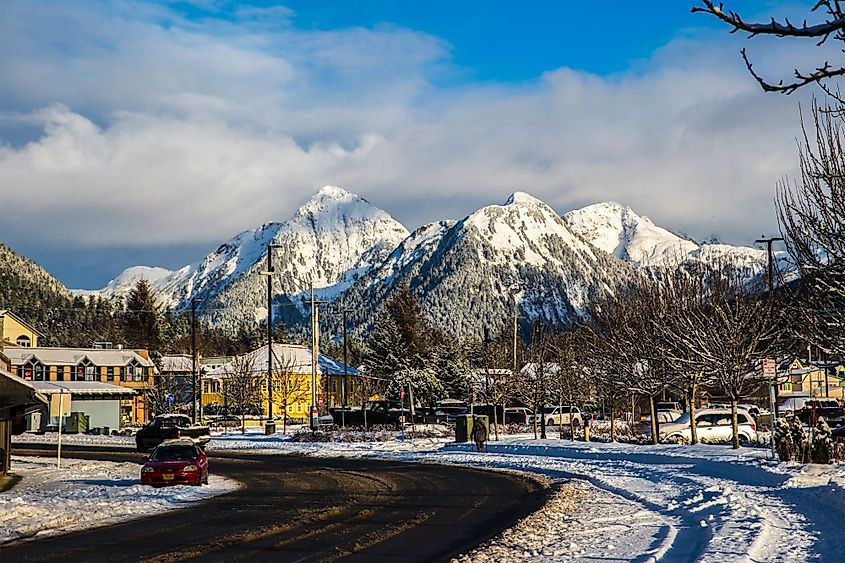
left=2, top=346, right=156, bottom=425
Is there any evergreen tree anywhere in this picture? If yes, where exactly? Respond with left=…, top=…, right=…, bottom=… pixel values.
left=124, top=280, right=162, bottom=350
left=811, top=418, right=833, bottom=464
left=433, top=343, right=470, bottom=401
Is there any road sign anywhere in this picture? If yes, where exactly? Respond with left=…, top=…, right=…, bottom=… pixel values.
left=762, top=358, right=776, bottom=379
left=50, top=392, right=72, bottom=417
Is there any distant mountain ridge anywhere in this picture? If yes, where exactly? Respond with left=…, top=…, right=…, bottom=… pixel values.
left=328, top=192, right=637, bottom=339
left=54, top=189, right=775, bottom=336
left=562, top=202, right=774, bottom=280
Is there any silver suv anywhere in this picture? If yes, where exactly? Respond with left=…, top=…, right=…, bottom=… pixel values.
left=529, top=406, right=583, bottom=427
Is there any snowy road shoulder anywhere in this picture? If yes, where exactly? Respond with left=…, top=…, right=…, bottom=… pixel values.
left=0, top=456, right=239, bottom=545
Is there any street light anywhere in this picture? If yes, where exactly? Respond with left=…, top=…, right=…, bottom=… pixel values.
left=755, top=236, right=784, bottom=419
left=190, top=296, right=204, bottom=424
left=755, top=236, right=784, bottom=295
left=260, top=243, right=284, bottom=434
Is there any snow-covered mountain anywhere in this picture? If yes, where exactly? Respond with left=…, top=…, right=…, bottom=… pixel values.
left=563, top=202, right=771, bottom=279
left=331, top=192, right=637, bottom=339
left=72, top=266, right=174, bottom=300
left=148, top=186, right=410, bottom=328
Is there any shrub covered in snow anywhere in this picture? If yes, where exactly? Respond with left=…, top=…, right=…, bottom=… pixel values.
left=811, top=418, right=833, bottom=464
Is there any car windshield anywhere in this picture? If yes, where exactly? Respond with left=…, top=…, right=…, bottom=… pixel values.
left=674, top=412, right=691, bottom=424
left=150, top=445, right=197, bottom=461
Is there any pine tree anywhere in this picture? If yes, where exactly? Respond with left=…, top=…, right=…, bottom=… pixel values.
left=434, top=343, right=470, bottom=401
left=811, top=418, right=833, bottom=464
left=124, top=280, right=162, bottom=350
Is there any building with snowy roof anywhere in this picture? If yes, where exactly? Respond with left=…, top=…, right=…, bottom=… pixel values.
left=202, top=343, right=359, bottom=421
left=2, top=346, right=156, bottom=425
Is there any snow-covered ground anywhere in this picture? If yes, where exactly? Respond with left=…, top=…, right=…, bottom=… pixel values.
left=13, top=430, right=845, bottom=561
left=0, top=456, right=239, bottom=545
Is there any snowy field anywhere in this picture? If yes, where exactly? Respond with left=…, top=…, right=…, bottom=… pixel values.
left=0, top=455, right=239, bottom=545
left=12, top=430, right=845, bottom=561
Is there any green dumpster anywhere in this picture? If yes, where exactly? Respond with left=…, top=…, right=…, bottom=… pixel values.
left=455, top=415, right=489, bottom=443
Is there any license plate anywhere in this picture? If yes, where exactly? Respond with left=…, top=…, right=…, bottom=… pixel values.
left=163, top=473, right=174, bottom=481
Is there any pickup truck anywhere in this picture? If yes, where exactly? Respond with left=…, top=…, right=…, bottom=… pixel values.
left=330, top=401, right=407, bottom=428
left=793, top=400, right=845, bottom=427
left=135, top=414, right=211, bottom=452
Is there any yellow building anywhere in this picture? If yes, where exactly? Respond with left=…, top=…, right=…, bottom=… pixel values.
left=0, top=310, right=42, bottom=348
left=202, top=343, right=358, bottom=421
left=2, top=346, right=156, bottom=424
left=781, top=359, right=845, bottom=400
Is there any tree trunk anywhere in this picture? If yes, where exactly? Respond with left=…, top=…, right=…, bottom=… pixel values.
left=569, top=404, right=576, bottom=442
left=493, top=400, right=499, bottom=441
left=610, top=403, right=616, bottom=442
left=689, top=389, right=698, bottom=445
left=362, top=399, right=368, bottom=429
left=241, top=414, right=245, bottom=434
left=649, top=395, right=659, bottom=445
left=283, top=404, right=287, bottom=434
left=731, top=398, right=740, bottom=449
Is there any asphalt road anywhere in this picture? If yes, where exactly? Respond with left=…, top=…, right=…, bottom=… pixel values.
left=3, top=445, right=548, bottom=562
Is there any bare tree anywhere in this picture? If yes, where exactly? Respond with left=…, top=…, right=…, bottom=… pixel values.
left=689, top=276, right=783, bottom=448
left=224, top=356, right=262, bottom=433
left=144, top=374, right=180, bottom=417
left=270, top=349, right=310, bottom=434
left=549, top=330, right=592, bottom=441
left=693, top=1, right=845, bottom=98
left=778, top=101, right=845, bottom=357
left=653, top=265, right=720, bottom=445
left=592, top=280, right=671, bottom=444
left=583, top=317, right=637, bottom=442
left=471, top=336, right=513, bottom=441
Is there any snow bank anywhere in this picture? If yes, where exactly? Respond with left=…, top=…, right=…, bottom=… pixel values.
left=0, top=456, right=239, bottom=545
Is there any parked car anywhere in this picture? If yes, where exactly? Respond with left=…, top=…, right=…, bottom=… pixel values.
left=434, top=400, right=469, bottom=424
left=795, top=400, right=845, bottom=427
left=330, top=400, right=406, bottom=428
left=529, top=406, right=583, bottom=427
left=643, top=402, right=683, bottom=424
left=140, top=439, right=208, bottom=487
left=504, top=407, right=531, bottom=424
left=652, top=408, right=758, bottom=443
left=135, top=414, right=211, bottom=453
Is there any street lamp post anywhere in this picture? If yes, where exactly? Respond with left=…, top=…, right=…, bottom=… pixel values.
left=261, top=243, right=284, bottom=433
left=342, top=304, right=349, bottom=428
left=756, top=236, right=784, bottom=419
left=190, top=297, right=203, bottom=424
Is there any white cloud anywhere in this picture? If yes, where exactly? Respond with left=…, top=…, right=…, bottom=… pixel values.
left=0, top=0, right=821, bottom=257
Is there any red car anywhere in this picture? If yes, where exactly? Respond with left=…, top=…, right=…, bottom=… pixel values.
left=140, top=439, right=208, bottom=487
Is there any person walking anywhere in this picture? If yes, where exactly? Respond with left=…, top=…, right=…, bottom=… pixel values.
left=473, top=416, right=488, bottom=453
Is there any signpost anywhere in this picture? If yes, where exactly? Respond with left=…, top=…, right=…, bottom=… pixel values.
left=763, top=359, right=777, bottom=460
left=50, top=391, right=71, bottom=468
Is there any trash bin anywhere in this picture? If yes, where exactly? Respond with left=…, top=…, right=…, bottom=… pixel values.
left=455, top=415, right=489, bottom=443
left=264, top=420, right=276, bottom=435
left=102, top=426, right=110, bottom=436
left=66, top=412, right=89, bottom=434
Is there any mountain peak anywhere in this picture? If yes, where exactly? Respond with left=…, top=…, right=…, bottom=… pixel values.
left=505, top=191, right=544, bottom=206
left=315, top=185, right=353, bottom=200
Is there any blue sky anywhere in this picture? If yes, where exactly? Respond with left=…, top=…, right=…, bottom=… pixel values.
left=0, top=1, right=823, bottom=288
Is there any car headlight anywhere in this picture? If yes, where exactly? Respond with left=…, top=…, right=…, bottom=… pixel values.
left=142, top=466, right=155, bottom=473
left=182, top=465, right=198, bottom=472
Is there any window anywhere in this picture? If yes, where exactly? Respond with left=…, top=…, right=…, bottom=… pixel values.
left=107, top=367, right=115, bottom=381
left=16, top=335, right=31, bottom=347
left=33, top=362, right=45, bottom=381
left=85, top=366, right=96, bottom=381
left=56, top=366, right=67, bottom=381
left=76, top=364, right=85, bottom=381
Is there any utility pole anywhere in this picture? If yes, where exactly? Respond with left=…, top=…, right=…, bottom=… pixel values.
left=261, top=243, right=283, bottom=433
left=342, top=304, right=349, bottom=428
left=756, top=236, right=784, bottom=418
left=308, top=284, right=328, bottom=430
left=190, top=297, right=202, bottom=424
left=755, top=236, right=784, bottom=295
